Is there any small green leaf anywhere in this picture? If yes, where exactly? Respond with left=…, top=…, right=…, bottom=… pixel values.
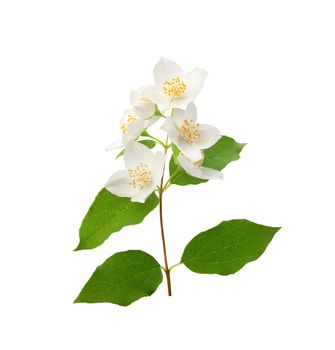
left=181, top=219, right=280, bottom=275
left=139, top=139, right=156, bottom=148
left=116, top=139, right=156, bottom=159
left=75, top=189, right=159, bottom=251
left=171, top=143, right=180, bottom=163
left=74, top=250, right=163, bottom=306
left=115, top=148, right=124, bottom=160
left=169, top=135, right=246, bottom=186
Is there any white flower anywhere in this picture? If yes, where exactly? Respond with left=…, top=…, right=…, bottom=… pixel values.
left=178, top=153, right=223, bottom=180
left=105, top=141, right=165, bottom=203
left=105, top=110, right=145, bottom=151
left=130, top=87, right=156, bottom=119
left=161, top=103, right=221, bottom=162
left=105, top=89, right=158, bottom=151
left=144, top=57, right=208, bottom=110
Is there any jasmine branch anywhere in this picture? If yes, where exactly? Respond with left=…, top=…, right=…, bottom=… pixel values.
left=158, top=135, right=172, bottom=296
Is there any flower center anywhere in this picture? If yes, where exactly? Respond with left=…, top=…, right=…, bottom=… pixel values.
left=120, top=116, right=138, bottom=134
left=163, top=77, right=187, bottom=97
left=180, top=118, right=200, bottom=143
left=128, top=163, right=152, bottom=188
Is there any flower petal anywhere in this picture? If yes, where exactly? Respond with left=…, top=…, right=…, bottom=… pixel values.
left=130, top=88, right=156, bottom=119
left=172, top=108, right=187, bottom=128
left=133, top=101, right=156, bottom=119
left=195, top=124, right=221, bottom=149
left=131, top=182, right=157, bottom=203
left=185, top=102, right=197, bottom=120
left=105, top=139, right=123, bottom=151
left=120, top=109, right=133, bottom=122
left=122, top=119, right=145, bottom=145
left=142, top=85, right=169, bottom=106
left=105, top=170, right=139, bottom=198
left=199, top=166, right=223, bottom=180
left=151, top=151, right=166, bottom=184
left=178, top=154, right=223, bottom=180
left=130, top=89, right=141, bottom=106
left=124, top=141, right=154, bottom=169
left=153, top=57, right=184, bottom=87
left=171, top=103, right=197, bottom=130
left=161, top=117, right=180, bottom=144
left=168, top=97, right=192, bottom=110
left=184, top=68, right=208, bottom=101
left=177, top=139, right=203, bottom=162
left=178, top=153, right=202, bottom=178
left=144, top=115, right=160, bottom=128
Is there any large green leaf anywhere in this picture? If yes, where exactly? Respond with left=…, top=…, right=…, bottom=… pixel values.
left=169, top=135, right=246, bottom=186
left=181, top=219, right=280, bottom=275
left=74, top=250, right=163, bottom=306
left=75, top=189, right=159, bottom=251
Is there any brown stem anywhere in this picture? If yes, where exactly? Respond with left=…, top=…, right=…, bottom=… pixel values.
left=159, top=169, right=172, bottom=296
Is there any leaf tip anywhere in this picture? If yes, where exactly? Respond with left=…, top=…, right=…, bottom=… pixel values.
left=73, top=292, right=82, bottom=303
left=238, top=142, right=247, bottom=151
left=73, top=243, right=83, bottom=252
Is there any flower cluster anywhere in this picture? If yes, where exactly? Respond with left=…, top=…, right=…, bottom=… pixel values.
left=105, top=57, right=223, bottom=203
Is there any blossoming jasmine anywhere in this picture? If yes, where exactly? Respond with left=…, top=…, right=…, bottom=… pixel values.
left=75, top=58, right=279, bottom=306
left=143, top=57, right=208, bottom=110
left=105, top=141, right=165, bottom=203
left=161, top=103, right=221, bottom=162
left=106, top=89, right=158, bottom=151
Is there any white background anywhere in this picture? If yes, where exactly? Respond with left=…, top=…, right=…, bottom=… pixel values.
left=1, top=1, right=334, bottom=349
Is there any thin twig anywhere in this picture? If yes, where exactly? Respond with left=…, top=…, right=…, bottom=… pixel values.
left=158, top=135, right=172, bottom=296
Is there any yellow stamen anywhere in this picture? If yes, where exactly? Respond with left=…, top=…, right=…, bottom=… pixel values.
left=120, top=115, right=138, bottom=134
left=120, top=123, right=128, bottom=134
left=128, top=163, right=152, bottom=188
left=194, top=159, right=203, bottom=167
left=127, top=116, right=137, bottom=123
left=163, top=76, right=187, bottom=97
left=180, top=118, right=200, bottom=143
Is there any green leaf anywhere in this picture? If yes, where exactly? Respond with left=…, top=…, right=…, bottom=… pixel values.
left=139, top=139, right=156, bottom=148
left=74, top=250, right=163, bottom=306
left=181, top=219, right=280, bottom=275
left=171, top=143, right=180, bottom=163
left=201, top=136, right=246, bottom=170
left=75, top=189, right=159, bottom=251
left=169, top=135, right=246, bottom=186
left=116, top=139, right=156, bottom=159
